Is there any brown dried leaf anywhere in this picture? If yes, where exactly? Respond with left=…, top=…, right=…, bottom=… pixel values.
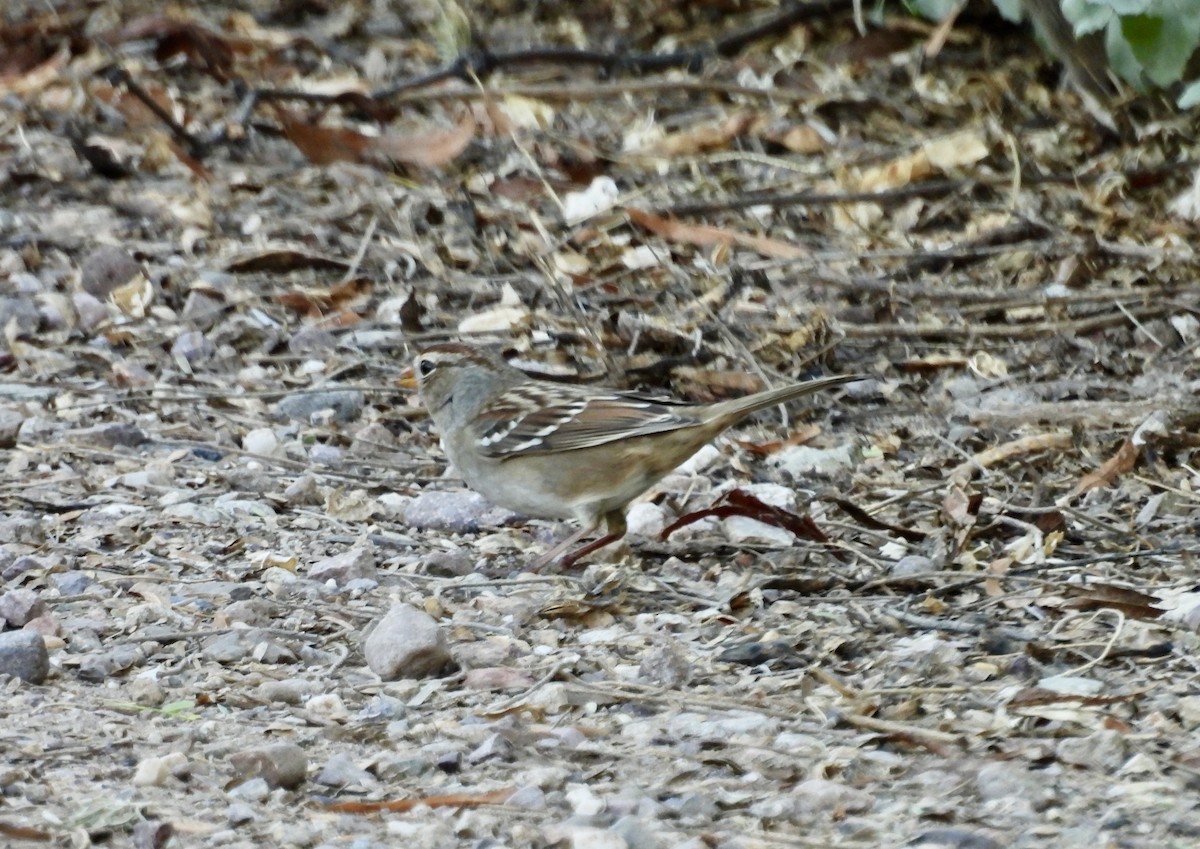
left=627, top=208, right=805, bottom=260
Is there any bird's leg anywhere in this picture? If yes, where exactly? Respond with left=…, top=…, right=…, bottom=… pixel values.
left=558, top=510, right=628, bottom=571
left=526, top=510, right=628, bottom=573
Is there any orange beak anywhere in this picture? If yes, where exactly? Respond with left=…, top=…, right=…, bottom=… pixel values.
left=398, top=366, right=417, bottom=391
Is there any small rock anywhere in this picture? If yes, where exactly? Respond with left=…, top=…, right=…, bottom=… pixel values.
left=463, top=667, right=535, bottom=691
left=308, top=443, right=343, bottom=465
left=0, top=514, right=43, bottom=545
left=467, top=732, right=511, bottom=764
left=80, top=245, right=140, bottom=296
left=506, top=784, right=546, bottom=810
left=131, top=752, right=188, bottom=787
left=910, top=827, right=1002, bottom=848
left=228, top=777, right=271, bottom=801
left=170, top=330, right=216, bottom=363
left=288, top=324, right=336, bottom=352
left=201, top=632, right=253, bottom=664
left=131, top=820, right=173, bottom=849
left=227, top=801, right=257, bottom=826
left=1056, top=728, right=1127, bottom=770
left=69, top=422, right=148, bottom=449
left=72, top=292, right=109, bottom=331
left=4, top=555, right=48, bottom=582
left=22, top=614, right=60, bottom=637
left=363, top=602, right=453, bottom=681
left=0, top=407, right=22, bottom=448
left=611, top=815, right=662, bottom=849
left=283, top=474, right=323, bottom=506
left=0, top=296, right=41, bottom=337
left=638, top=639, right=693, bottom=689
left=223, top=598, right=275, bottom=627
left=181, top=288, right=224, bottom=326
left=771, top=442, right=856, bottom=477
left=304, top=693, right=349, bottom=723
left=315, top=754, right=376, bottom=789
left=0, top=630, right=49, bottom=684
left=0, top=589, right=45, bottom=627
left=422, top=549, right=475, bottom=577
left=309, top=546, right=376, bottom=586
left=565, top=783, right=605, bottom=816
left=750, top=778, right=873, bottom=818
left=228, top=743, right=308, bottom=790
left=404, top=490, right=507, bottom=533
left=51, top=570, right=94, bottom=595
left=241, top=427, right=280, bottom=457
left=256, top=678, right=315, bottom=705
left=274, top=389, right=364, bottom=424
left=891, top=554, right=934, bottom=578
left=625, top=502, right=666, bottom=539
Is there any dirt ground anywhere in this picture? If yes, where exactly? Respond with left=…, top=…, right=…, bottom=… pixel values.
left=2, top=1, right=1200, bottom=847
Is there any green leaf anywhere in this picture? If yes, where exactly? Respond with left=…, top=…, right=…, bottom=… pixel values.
left=992, top=0, right=1025, bottom=22
left=1178, top=79, right=1200, bottom=108
left=906, top=0, right=962, bottom=20
left=1122, top=13, right=1196, bottom=85
left=1105, top=17, right=1149, bottom=88
left=1063, top=0, right=1114, bottom=35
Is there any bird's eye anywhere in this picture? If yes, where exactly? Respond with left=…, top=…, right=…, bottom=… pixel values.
left=418, top=358, right=436, bottom=376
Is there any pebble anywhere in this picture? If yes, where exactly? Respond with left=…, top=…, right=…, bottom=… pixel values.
left=909, top=827, right=1002, bottom=848
left=891, top=554, right=935, bottom=578
left=0, top=630, right=49, bottom=683
left=638, top=639, right=693, bottom=689
left=506, top=784, right=547, bottom=810
left=131, top=752, right=188, bottom=787
left=228, top=777, right=271, bottom=801
left=625, top=502, right=666, bottom=539
left=309, top=546, right=376, bottom=586
left=274, top=389, right=364, bottom=423
left=170, top=330, right=216, bottom=363
left=5, top=556, right=48, bottom=583
left=256, top=678, right=315, bottom=705
left=80, top=245, right=139, bottom=296
left=228, top=743, right=308, bottom=790
left=0, top=589, right=45, bottom=627
left=0, top=406, right=22, bottom=447
left=611, top=815, right=662, bottom=849
left=72, top=292, right=109, bottom=331
left=565, top=783, right=605, bottom=816
left=404, top=490, right=515, bottom=533
left=1056, top=728, right=1127, bottom=770
left=363, top=602, right=453, bottom=680
left=467, top=732, right=511, bottom=764
left=241, top=427, right=280, bottom=456
left=771, top=442, right=856, bottom=477
left=315, top=754, right=376, bottom=789
left=750, top=778, right=873, bottom=819
left=69, top=422, right=148, bottom=449
left=226, top=801, right=257, bottom=826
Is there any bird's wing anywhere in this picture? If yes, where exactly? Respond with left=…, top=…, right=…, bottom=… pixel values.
left=471, top=384, right=703, bottom=457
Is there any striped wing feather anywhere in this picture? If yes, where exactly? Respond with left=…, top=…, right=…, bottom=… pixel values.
left=473, top=385, right=703, bottom=458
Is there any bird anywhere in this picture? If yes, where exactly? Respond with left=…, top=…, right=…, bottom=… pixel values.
left=406, top=342, right=864, bottom=570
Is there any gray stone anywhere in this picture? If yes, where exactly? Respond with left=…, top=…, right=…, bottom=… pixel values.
left=363, top=603, right=453, bottom=680
left=0, top=589, right=45, bottom=627
left=308, top=546, right=376, bottom=586
left=0, top=630, right=49, bottom=684
left=314, top=754, right=376, bottom=789
left=404, top=489, right=513, bottom=533
left=228, top=743, right=308, bottom=790
left=0, top=296, right=41, bottom=337
left=80, top=246, right=139, bottom=296
left=274, top=389, right=364, bottom=423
